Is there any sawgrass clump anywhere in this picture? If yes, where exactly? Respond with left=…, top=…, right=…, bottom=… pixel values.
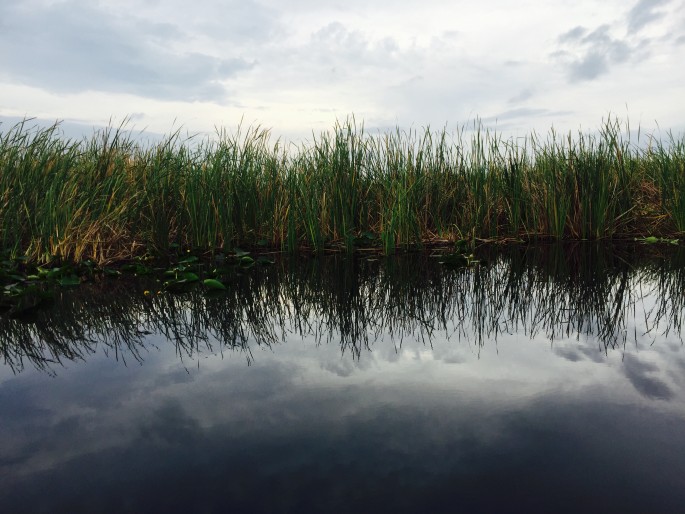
left=1, top=117, right=683, bottom=263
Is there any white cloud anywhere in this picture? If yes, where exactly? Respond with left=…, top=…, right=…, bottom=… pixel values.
left=0, top=0, right=684, bottom=140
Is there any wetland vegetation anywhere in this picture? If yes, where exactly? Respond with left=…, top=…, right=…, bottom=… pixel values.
left=1, top=117, right=684, bottom=266
left=3, top=241, right=685, bottom=513
left=3, top=244, right=684, bottom=374
left=3, top=116, right=685, bottom=513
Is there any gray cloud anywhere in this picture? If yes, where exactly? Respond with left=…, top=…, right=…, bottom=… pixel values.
left=0, top=115, right=166, bottom=144
left=627, top=0, right=671, bottom=33
left=558, top=26, right=587, bottom=43
left=552, top=1, right=677, bottom=82
left=482, top=107, right=574, bottom=125
left=569, top=52, right=610, bottom=81
left=485, top=107, right=553, bottom=121
left=194, top=0, right=283, bottom=42
left=507, top=88, right=536, bottom=104
left=309, top=22, right=401, bottom=70
left=0, top=1, right=255, bottom=101
left=554, top=24, right=637, bottom=82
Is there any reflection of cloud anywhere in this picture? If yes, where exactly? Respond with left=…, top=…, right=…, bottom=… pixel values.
left=322, top=358, right=358, bottom=377
left=3, top=364, right=685, bottom=512
left=319, top=344, right=382, bottom=376
left=431, top=344, right=467, bottom=364
left=622, top=355, right=674, bottom=400
left=139, top=401, right=201, bottom=446
left=554, top=347, right=584, bottom=362
left=554, top=342, right=606, bottom=364
left=153, top=367, right=195, bottom=388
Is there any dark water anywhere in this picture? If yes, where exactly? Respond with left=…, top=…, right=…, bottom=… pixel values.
left=2, top=244, right=685, bottom=513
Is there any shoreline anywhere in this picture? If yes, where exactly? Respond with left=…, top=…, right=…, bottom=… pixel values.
left=2, top=117, right=684, bottom=265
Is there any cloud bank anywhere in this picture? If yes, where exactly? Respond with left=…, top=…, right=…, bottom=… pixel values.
left=0, top=0, right=683, bottom=139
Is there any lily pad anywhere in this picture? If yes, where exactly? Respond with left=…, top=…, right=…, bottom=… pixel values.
left=180, top=272, right=199, bottom=282
left=203, top=279, right=227, bottom=290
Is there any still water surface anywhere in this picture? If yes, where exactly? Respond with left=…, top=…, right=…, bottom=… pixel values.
left=1, top=245, right=685, bottom=513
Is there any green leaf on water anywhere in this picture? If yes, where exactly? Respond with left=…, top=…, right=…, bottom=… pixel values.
left=439, top=253, right=468, bottom=266
left=234, top=248, right=250, bottom=258
left=163, top=282, right=184, bottom=292
left=137, top=265, right=153, bottom=275
left=636, top=236, right=677, bottom=245
left=4, top=283, right=23, bottom=295
left=46, top=267, right=66, bottom=280
left=454, top=239, right=470, bottom=253
left=59, top=275, right=81, bottom=287
left=203, top=278, right=226, bottom=290
left=163, top=278, right=195, bottom=292
left=121, top=263, right=152, bottom=274
left=180, top=272, right=199, bottom=282
left=178, top=255, right=198, bottom=264
left=438, top=252, right=482, bottom=268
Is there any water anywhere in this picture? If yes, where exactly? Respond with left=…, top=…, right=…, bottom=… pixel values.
left=1, top=245, right=685, bottom=513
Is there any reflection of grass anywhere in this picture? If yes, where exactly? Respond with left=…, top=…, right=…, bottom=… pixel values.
left=1, top=245, right=684, bottom=373
left=1, top=118, right=684, bottom=264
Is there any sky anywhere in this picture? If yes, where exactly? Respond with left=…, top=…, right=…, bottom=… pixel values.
left=1, top=0, right=684, bottom=142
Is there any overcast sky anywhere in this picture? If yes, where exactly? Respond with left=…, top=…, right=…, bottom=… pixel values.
left=1, top=0, right=684, bottom=141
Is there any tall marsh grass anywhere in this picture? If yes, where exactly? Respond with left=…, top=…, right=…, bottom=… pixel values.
left=1, top=117, right=684, bottom=263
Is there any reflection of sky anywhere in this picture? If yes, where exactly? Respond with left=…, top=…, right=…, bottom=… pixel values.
left=1, top=290, right=685, bottom=512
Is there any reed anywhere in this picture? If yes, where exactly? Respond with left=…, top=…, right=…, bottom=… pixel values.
left=1, top=117, right=683, bottom=264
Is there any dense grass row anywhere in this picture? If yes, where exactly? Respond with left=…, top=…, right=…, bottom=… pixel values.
left=1, top=117, right=684, bottom=263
